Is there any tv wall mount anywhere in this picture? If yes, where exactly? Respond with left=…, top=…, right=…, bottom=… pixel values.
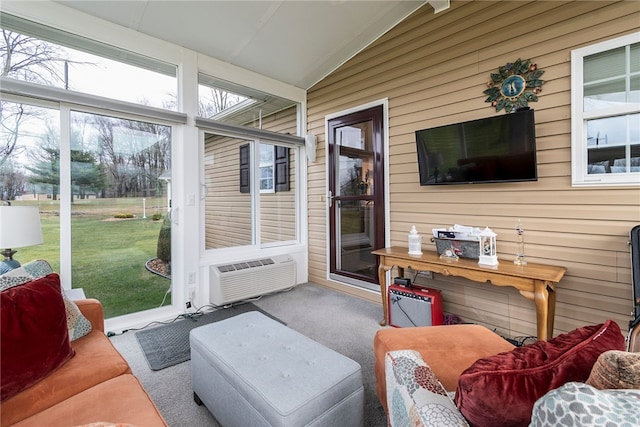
left=483, top=58, right=545, bottom=113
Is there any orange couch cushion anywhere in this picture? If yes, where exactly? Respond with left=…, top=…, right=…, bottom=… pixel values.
left=0, top=328, right=131, bottom=426
left=11, top=374, right=167, bottom=427
left=373, top=324, right=515, bottom=413
left=1, top=274, right=75, bottom=402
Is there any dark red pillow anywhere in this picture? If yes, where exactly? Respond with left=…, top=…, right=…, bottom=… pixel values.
left=455, top=321, right=625, bottom=427
left=1, top=273, right=75, bottom=401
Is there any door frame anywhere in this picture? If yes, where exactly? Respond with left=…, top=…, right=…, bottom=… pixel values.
left=324, top=99, right=390, bottom=291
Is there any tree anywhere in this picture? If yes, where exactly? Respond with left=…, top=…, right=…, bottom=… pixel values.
left=71, top=150, right=105, bottom=200
left=0, top=102, right=26, bottom=167
left=199, top=87, right=245, bottom=118
left=1, top=29, right=67, bottom=83
left=25, top=122, right=60, bottom=200
left=0, top=159, right=26, bottom=201
left=1, top=30, right=68, bottom=165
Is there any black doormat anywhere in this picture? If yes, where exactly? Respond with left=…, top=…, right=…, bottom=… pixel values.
left=135, top=303, right=282, bottom=371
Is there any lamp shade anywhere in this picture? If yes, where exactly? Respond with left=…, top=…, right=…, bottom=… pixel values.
left=0, top=206, right=44, bottom=249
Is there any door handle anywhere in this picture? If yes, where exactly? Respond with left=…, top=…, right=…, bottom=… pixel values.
left=328, top=190, right=334, bottom=207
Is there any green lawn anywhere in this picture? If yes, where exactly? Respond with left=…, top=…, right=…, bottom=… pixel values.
left=12, top=198, right=171, bottom=318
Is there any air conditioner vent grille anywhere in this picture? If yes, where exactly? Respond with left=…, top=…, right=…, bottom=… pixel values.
left=217, top=258, right=275, bottom=273
left=210, top=254, right=296, bottom=305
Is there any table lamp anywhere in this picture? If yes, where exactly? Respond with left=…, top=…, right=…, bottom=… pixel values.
left=0, top=206, right=44, bottom=274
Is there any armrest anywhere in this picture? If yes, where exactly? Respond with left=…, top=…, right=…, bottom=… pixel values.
left=74, top=298, right=105, bottom=332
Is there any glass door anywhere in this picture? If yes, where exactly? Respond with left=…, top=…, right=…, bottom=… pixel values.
left=328, top=106, right=384, bottom=289
left=69, top=110, right=172, bottom=318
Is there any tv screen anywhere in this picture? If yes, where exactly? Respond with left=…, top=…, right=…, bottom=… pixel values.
left=415, top=109, right=537, bottom=185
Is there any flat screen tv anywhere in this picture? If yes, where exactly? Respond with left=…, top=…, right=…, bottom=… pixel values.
left=415, top=109, right=537, bottom=185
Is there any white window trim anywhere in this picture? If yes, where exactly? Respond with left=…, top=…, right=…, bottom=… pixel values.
left=571, top=32, right=640, bottom=187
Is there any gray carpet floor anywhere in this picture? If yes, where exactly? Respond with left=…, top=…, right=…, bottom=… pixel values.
left=109, top=282, right=387, bottom=427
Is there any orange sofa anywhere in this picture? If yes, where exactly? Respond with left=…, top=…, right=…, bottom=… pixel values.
left=374, top=324, right=515, bottom=413
left=374, top=321, right=631, bottom=426
left=1, top=297, right=167, bottom=427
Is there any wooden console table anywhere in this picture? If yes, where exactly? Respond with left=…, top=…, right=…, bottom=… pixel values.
left=372, top=247, right=567, bottom=340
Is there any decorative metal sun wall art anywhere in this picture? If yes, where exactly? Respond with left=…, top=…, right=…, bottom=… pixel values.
left=483, top=58, right=545, bottom=113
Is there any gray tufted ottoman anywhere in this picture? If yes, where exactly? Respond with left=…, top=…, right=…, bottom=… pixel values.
left=190, top=311, right=364, bottom=426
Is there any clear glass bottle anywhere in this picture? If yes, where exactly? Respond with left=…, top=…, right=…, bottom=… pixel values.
left=514, top=219, right=527, bottom=265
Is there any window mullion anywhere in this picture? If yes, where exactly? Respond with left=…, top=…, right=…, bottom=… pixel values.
left=59, top=104, right=72, bottom=289
left=583, top=104, right=640, bottom=120
left=626, top=45, right=631, bottom=102
left=252, top=141, right=260, bottom=247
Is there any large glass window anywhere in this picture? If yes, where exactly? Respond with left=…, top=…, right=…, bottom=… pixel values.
left=0, top=100, right=61, bottom=271
left=0, top=99, right=174, bottom=318
left=69, top=111, right=172, bottom=318
left=197, top=73, right=297, bottom=126
left=260, top=143, right=296, bottom=246
left=198, top=75, right=248, bottom=119
left=1, top=13, right=177, bottom=110
left=2, top=12, right=304, bottom=325
left=203, top=135, right=297, bottom=250
left=2, top=14, right=177, bottom=319
left=204, top=133, right=254, bottom=249
left=572, top=33, right=640, bottom=186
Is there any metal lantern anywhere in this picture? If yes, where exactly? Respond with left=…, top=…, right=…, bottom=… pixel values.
left=478, top=227, right=499, bottom=266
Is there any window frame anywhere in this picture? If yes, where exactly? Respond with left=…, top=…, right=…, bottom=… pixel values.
left=571, top=32, right=640, bottom=187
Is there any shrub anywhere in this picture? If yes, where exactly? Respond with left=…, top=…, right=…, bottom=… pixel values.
left=156, top=216, right=171, bottom=264
left=151, top=213, right=162, bottom=221
left=114, top=213, right=135, bottom=219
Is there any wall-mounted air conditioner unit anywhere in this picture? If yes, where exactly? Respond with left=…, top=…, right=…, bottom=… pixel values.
left=209, top=254, right=297, bottom=306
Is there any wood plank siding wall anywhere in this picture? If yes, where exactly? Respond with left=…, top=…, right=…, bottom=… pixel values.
left=306, top=1, right=640, bottom=338
left=204, top=107, right=297, bottom=249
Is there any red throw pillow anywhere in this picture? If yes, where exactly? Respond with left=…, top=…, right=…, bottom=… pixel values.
left=1, top=273, right=75, bottom=401
left=454, top=321, right=625, bottom=427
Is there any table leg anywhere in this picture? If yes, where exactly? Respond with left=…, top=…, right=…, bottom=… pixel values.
left=378, top=260, right=393, bottom=326
left=533, top=280, right=549, bottom=341
left=546, top=282, right=556, bottom=340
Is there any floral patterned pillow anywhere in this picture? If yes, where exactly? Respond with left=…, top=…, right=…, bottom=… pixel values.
left=385, top=349, right=469, bottom=427
left=0, top=261, right=92, bottom=341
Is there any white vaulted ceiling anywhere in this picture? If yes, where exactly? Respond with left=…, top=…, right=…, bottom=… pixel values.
left=55, top=0, right=434, bottom=89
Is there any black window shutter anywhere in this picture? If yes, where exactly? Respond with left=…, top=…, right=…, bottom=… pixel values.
left=274, top=146, right=289, bottom=192
left=239, top=144, right=250, bottom=193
